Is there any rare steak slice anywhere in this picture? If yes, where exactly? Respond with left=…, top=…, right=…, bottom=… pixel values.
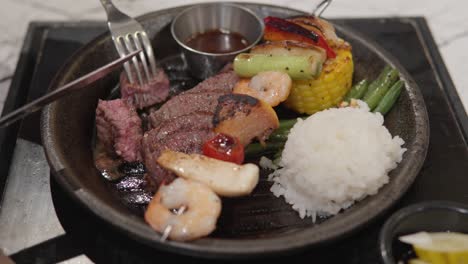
left=95, top=99, right=143, bottom=162
left=142, top=129, right=215, bottom=191
left=120, top=68, right=170, bottom=109
left=148, top=90, right=225, bottom=127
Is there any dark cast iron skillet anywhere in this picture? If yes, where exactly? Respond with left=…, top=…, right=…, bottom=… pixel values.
left=40, top=3, right=429, bottom=259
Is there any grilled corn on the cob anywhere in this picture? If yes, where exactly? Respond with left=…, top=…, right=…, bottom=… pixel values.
left=284, top=48, right=354, bottom=114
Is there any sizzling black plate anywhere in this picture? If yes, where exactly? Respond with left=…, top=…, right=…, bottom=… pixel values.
left=38, top=4, right=429, bottom=258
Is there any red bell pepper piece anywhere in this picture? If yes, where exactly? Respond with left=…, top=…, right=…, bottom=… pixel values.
left=263, top=16, right=336, bottom=58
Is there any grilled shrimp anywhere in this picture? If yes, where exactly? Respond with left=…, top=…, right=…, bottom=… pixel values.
left=233, top=71, right=292, bottom=107
left=144, top=178, right=222, bottom=241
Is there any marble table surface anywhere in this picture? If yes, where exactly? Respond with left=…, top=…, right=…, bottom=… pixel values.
left=0, top=0, right=467, bottom=114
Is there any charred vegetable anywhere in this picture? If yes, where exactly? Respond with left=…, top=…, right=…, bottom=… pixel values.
left=157, top=150, right=259, bottom=197
left=213, top=94, right=279, bottom=145
left=263, top=16, right=336, bottom=58
left=233, top=71, right=292, bottom=107
left=288, top=16, right=345, bottom=49
left=250, top=40, right=326, bottom=61
left=233, top=53, right=323, bottom=80
left=202, top=133, right=244, bottom=164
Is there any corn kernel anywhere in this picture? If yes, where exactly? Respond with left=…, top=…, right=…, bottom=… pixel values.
left=284, top=49, right=354, bottom=114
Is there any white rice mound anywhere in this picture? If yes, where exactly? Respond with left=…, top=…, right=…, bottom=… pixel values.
left=269, top=103, right=406, bottom=221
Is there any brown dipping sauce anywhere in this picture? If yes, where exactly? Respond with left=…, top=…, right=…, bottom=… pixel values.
left=185, top=29, right=249, bottom=54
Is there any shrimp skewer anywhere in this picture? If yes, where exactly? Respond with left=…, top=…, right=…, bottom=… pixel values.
left=145, top=178, right=222, bottom=241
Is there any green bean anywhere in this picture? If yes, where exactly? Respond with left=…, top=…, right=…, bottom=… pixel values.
left=373, top=80, right=404, bottom=115
left=343, top=79, right=369, bottom=101
left=269, top=131, right=289, bottom=142
left=364, top=66, right=393, bottom=100
left=279, top=118, right=299, bottom=130
left=268, top=118, right=299, bottom=141
left=246, top=118, right=303, bottom=158
left=273, top=149, right=283, bottom=165
left=245, top=142, right=285, bottom=158
left=363, top=69, right=400, bottom=110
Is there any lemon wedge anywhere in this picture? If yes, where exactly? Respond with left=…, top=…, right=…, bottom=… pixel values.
left=399, top=232, right=468, bottom=264
left=408, top=259, right=430, bottom=264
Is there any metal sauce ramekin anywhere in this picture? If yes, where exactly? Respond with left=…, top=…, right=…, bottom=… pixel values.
left=171, top=3, right=264, bottom=79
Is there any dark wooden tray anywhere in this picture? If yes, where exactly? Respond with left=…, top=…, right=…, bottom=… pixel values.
left=0, top=16, right=467, bottom=263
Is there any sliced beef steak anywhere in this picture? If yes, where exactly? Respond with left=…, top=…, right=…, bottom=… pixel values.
left=95, top=99, right=143, bottom=162
left=147, top=71, right=238, bottom=127
left=138, top=71, right=238, bottom=191
left=148, top=111, right=213, bottom=138
left=185, top=70, right=238, bottom=94
left=148, top=90, right=225, bottom=127
left=217, top=63, right=233, bottom=74
left=142, top=129, right=215, bottom=190
left=120, top=68, right=170, bottom=109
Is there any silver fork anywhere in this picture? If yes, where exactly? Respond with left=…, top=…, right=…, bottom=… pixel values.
left=100, top=0, right=157, bottom=86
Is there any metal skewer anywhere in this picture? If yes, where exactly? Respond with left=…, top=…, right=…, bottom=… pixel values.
left=311, top=0, right=332, bottom=17
left=160, top=205, right=187, bottom=242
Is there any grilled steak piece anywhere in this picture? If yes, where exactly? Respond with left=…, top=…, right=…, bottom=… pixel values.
left=148, top=111, right=213, bottom=139
left=138, top=71, right=239, bottom=190
left=147, top=71, right=238, bottom=127
left=147, top=90, right=223, bottom=128
left=142, top=129, right=215, bottom=190
left=95, top=99, right=143, bottom=162
left=148, top=90, right=225, bottom=127
left=184, top=70, right=239, bottom=94
left=218, top=63, right=233, bottom=74
left=120, top=68, right=170, bottom=109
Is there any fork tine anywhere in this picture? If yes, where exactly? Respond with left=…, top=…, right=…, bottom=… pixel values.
left=138, top=31, right=157, bottom=76
left=132, top=33, right=152, bottom=82
left=101, top=0, right=157, bottom=85
left=114, top=36, right=134, bottom=84
left=121, top=35, right=144, bottom=87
